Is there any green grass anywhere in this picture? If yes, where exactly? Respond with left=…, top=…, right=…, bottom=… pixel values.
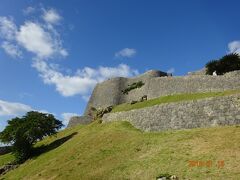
left=0, top=153, right=14, bottom=167
left=0, top=121, right=239, bottom=179
left=112, top=89, right=240, bottom=113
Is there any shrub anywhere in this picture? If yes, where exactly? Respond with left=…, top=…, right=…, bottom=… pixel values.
left=205, top=53, right=240, bottom=75
left=122, top=81, right=145, bottom=95
left=205, top=60, right=219, bottom=75
left=90, top=106, right=113, bottom=120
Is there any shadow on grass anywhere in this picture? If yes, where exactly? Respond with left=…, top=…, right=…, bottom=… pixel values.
left=31, top=132, right=78, bottom=158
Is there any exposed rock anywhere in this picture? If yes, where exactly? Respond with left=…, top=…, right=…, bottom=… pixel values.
left=95, top=106, right=113, bottom=119
left=87, top=106, right=97, bottom=117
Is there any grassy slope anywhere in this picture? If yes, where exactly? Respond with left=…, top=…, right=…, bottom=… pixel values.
left=112, top=89, right=240, bottom=113
left=0, top=154, right=14, bottom=167
left=0, top=121, right=239, bottom=179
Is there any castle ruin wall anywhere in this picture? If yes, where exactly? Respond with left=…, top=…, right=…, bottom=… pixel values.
left=84, top=70, right=240, bottom=116
left=102, top=94, right=240, bottom=131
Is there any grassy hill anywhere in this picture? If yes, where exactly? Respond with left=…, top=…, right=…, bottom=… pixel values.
left=0, top=121, right=239, bottom=179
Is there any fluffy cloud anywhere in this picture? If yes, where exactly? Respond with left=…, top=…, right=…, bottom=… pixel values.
left=228, top=40, right=240, bottom=54
left=1, top=41, right=22, bottom=58
left=33, top=59, right=139, bottom=97
left=16, top=22, right=55, bottom=58
left=0, top=99, right=55, bottom=119
left=115, top=48, right=136, bottom=58
left=0, top=13, right=67, bottom=59
left=23, top=6, right=35, bottom=15
left=61, top=112, right=80, bottom=126
left=32, top=60, right=96, bottom=96
left=42, top=9, right=61, bottom=25
left=0, top=17, right=17, bottom=40
left=0, top=8, right=138, bottom=101
left=0, top=99, right=33, bottom=116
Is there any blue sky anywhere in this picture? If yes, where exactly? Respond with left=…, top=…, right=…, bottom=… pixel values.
left=0, top=0, right=240, bottom=130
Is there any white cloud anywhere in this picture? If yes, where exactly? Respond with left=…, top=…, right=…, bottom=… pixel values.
left=16, top=22, right=55, bottom=58
left=228, top=40, right=240, bottom=54
left=42, top=9, right=61, bottom=25
left=167, top=68, right=175, bottom=74
left=0, top=17, right=17, bottom=40
left=61, top=112, right=80, bottom=126
left=33, top=59, right=139, bottom=97
left=23, top=6, right=35, bottom=15
left=0, top=99, right=56, bottom=119
left=60, top=48, right=68, bottom=57
left=15, top=21, right=67, bottom=58
left=0, top=13, right=67, bottom=59
left=32, top=60, right=97, bottom=96
left=115, top=48, right=136, bottom=58
left=1, top=41, right=22, bottom=58
left=0, top=9, right=139, bottom=101
left=0, top=99, right=33, bottom=116
left=37, top=109, right=54, bottom=115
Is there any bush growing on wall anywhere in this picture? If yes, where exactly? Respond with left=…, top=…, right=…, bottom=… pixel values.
left=122, top=81, right=145, bottom=95
left=205, top=53, right=240, bottom=75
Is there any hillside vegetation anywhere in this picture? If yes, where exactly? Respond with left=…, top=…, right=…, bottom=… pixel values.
left=112, top=89, right=240, bottom=113
left=0, top=121, right=239, bottom=179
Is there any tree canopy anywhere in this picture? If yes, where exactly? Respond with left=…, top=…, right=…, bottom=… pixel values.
left=205, top=53, right=240, bottom=75
left=0, top=111, right=63, bottom=163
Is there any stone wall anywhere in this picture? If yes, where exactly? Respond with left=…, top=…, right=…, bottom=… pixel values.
left=187, top=68, right=206, bottom=76
left=102, top=94, right=240, bottom=131
left=67, top=116, right=92, bottom=128
left=84, top=70, right=240, bottom=116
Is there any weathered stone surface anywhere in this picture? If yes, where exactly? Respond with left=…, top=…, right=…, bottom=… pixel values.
left=67, top=116, right=92, bottom=128
left=85, top=70, right=240, bottom=116
left=188, top=68, right=206, bottom=76
left=102, top=94, right=240, bottom=131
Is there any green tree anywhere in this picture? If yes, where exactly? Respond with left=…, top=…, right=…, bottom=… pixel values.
left=205, top=53, right=240, bottom=75
left=205, top=60, right=219, bottom=75
left=218, top=53, right=240, bottom=74
left=0, top=111, right=63, bottom=163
